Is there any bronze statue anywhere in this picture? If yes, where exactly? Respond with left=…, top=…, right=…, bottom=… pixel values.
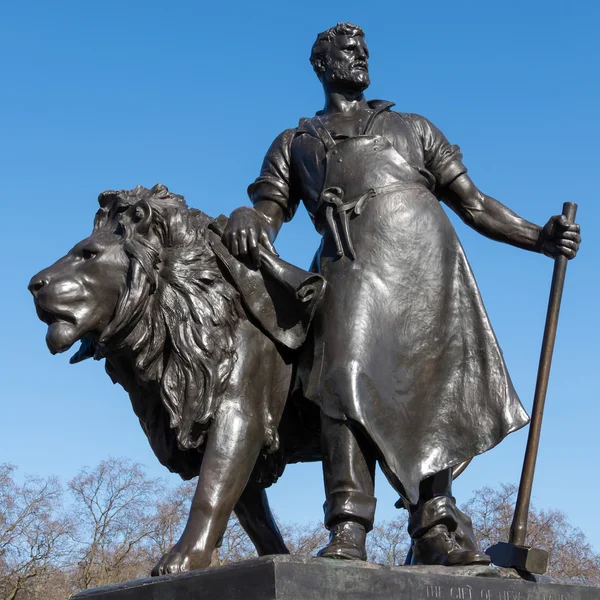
left=28, top=22, right=581, bottom=577
left=28, top=184, right=328, bottom=574
left=221, top=22, right=581, bottom=566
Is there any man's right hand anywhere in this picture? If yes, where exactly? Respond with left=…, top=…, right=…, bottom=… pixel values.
left=222, top=206, right=278, bottom=269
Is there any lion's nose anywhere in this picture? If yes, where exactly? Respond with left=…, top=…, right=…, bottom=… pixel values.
left=28, top=277, right=47, bottom=298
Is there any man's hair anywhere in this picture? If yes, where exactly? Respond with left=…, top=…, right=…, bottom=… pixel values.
left=309, top=22, right=365, bottom=77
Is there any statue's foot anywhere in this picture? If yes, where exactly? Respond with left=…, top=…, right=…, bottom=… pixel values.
left=410, top=524, right=491, bottom=567
left=446, top=549, right=491, bottom=566
left=152, top=546, right=211, bottom=576
left=453, top=506, right=491, bottom=566
left=408, top=496, right=491, bottom=567
left=317, top=521, right=367, bottom=561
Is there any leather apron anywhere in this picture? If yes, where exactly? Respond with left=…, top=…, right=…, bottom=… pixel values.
left=301, top=113, right=528, bottom=504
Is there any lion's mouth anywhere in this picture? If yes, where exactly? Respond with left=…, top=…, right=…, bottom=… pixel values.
left=33, top=299, right=82, bottom=355
left=34, top=300, right=76, bottom=328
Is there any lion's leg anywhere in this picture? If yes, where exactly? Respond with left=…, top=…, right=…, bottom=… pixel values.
left=152, top=404, right=265, bottom=576
left=234, top=484, right=289, bottom=556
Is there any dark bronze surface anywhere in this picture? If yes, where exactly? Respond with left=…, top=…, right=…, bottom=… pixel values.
left=29, top=23, right=581, bottom=578
left=221, top=22, right=580, bottom=570
left=29, top=184, right=325, bottom=575
left=486, top=542, right=549, bottom=577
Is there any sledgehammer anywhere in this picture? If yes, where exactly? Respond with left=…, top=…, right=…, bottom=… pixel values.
left=486, top=202, right=578, bottom=574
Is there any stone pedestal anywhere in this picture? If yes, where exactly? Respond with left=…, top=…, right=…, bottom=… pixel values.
left=71, top=555, right=600, bottom=600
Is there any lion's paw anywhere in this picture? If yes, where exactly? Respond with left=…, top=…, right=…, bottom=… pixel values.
left=152, top=549, right=212, bottom=577
left=152, top=551, right=189, bottom=577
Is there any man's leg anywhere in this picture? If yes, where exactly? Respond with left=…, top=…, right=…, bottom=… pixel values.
left=406, top=469, right=490, bottom=566
left=317, top=413, right=377, bottom=560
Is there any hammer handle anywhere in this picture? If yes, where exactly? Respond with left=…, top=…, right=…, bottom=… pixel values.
left=510, top=202, right=577, bottom=546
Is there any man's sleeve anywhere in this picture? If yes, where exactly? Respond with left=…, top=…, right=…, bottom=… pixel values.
left=247, top=128, right=300, bottom=222
left=410, top=114, right=468, bottom=188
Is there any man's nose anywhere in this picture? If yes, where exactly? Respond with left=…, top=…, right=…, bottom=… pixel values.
left=28, top=275, right=48, bottom=298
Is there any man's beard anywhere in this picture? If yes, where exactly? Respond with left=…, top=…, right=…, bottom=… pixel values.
left=326, top=62, right=370, bottom=92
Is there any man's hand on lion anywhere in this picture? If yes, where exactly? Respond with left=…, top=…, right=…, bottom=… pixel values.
left=222, top=206, right=278, bottom=269
left=538, top=215, right=581, bottom=260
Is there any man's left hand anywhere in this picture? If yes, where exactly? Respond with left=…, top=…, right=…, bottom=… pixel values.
left=539, top=215, right=581, bottom=259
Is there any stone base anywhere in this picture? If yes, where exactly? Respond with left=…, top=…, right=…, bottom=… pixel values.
left=71, top=555, right=600, bottom=600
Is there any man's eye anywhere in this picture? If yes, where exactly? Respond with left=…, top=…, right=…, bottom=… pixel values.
left=82, top=249, right=97, bottom=260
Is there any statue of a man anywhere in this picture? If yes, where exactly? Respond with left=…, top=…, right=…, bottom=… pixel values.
left=222, top=22, right=580, bottom=565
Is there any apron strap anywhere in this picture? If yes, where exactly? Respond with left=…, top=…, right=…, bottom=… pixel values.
left=312, top=116, right=338, bottom=151
left=362, top=101, right=395, bottom=135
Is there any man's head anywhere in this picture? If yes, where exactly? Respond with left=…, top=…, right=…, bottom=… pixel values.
left=310, top=22, right=370, bottom=92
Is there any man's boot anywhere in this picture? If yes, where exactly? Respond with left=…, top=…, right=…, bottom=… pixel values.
left=317, top=520, right=367, bottom=561
left=409, top=496, right=490, bottom=566
left=453, top=505, right=490, bottom=565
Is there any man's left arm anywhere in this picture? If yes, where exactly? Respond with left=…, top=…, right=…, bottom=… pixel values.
left=440, top=175, right=581, bottom=259
left=413, top=114, right=580, bottom=259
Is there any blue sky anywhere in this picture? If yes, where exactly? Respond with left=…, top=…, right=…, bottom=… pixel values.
left=2, top=0, right=599, bottom=550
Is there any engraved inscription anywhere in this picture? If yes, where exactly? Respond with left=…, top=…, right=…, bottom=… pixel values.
left=426, top=585, right=445, bottom=598
left=423, top=583, right=571, bottom=600
left=496, top=591, right=570, bottom=600
left=451, top=585, right=472, bottom=600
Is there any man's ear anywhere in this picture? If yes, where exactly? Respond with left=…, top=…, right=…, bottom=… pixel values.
left=314, top=59, right=326, bottom=79
left=132, top=200, right=152, bottom=235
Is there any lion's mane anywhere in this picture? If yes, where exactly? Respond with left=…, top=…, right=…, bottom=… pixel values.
left=92, top=184, right=242, bottom=475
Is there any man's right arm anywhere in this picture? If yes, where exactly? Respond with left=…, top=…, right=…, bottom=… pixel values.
left=222, top=128, right=298, bottom=267
left=222, top=201, right=284, bottom=267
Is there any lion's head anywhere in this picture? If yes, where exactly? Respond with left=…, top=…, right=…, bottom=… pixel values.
left=29, top=184, right=242, bottom=465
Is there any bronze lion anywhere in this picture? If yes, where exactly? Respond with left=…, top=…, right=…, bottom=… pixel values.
left=28, top=184, right=324, bottom=575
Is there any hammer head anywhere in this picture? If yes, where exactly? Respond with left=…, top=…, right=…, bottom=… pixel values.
left=486, top=542, right=548, bottom=574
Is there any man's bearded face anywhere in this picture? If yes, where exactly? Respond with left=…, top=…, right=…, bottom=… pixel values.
left=322, top=34, right=370, bottom=91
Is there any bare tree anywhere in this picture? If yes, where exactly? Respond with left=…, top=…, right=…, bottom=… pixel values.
left=141, top=479, right=236, bottom=568
left=362, top=483, right=600, bottom=579
left=144, top=480, right=196, bottom=562
left=463, top=483, right=600, bottom=581
left=68, top=458, right=163, bottom=589
left=5, top=457, right=600, bottom=597
left=139, top=481, right=600, bottom=579
left=0, top=464, right=71, bottom=600
left=367, top=512, right=410, bottom=566
left=210, top=516, right=256, bottom=566
left=18, top=567, right=75, bottom=600
left=281, top=521, right=328, bottom=557
left=209, top=517, right=328, bottom=565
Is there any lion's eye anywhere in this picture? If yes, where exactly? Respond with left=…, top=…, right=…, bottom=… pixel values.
left=82, top=249, right=97, bottom=260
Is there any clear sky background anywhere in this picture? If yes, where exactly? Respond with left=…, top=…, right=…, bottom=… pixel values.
left=2, top=0, right=599, bottom=551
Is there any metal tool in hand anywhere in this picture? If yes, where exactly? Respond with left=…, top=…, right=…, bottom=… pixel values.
left=486, top=202, right=578, bottom=574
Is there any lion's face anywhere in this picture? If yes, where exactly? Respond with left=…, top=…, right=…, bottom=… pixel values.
left=29, top=184, right=248, bottom=467
left=28, top=231, right=129, bottom=355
